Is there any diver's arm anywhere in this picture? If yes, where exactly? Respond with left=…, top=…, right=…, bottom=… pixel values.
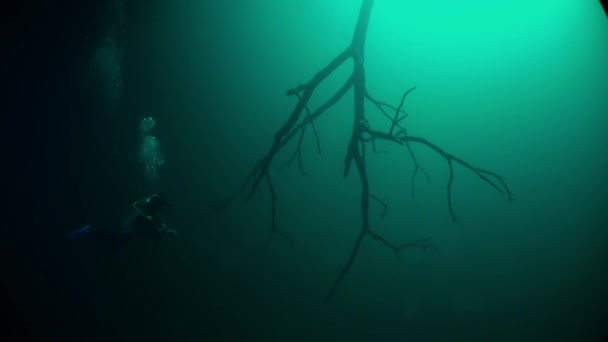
left=132, top=197, right=153, bottom=221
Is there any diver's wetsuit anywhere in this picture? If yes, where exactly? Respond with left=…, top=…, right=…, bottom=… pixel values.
left=120, top=194, right=175, bottom=240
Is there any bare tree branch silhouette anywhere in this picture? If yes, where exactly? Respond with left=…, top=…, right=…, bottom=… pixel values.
left=212, top=0, right=512, bottom=301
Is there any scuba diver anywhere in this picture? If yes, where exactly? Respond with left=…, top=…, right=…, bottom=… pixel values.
left=66, top=194, right=176, bottom=249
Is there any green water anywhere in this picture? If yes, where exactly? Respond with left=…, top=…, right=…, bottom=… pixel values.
left=56, top=0, right=608, bottom=340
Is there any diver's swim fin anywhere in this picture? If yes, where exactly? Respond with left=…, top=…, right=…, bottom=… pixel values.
left=65, top=224, right=97, bottom=240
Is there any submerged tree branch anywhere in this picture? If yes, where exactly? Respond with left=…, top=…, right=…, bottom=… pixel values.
left=213, top=0, right=511, bottom=301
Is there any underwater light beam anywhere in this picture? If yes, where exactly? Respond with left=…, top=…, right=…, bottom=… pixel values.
left=213, top=0, right=512, bottom=301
